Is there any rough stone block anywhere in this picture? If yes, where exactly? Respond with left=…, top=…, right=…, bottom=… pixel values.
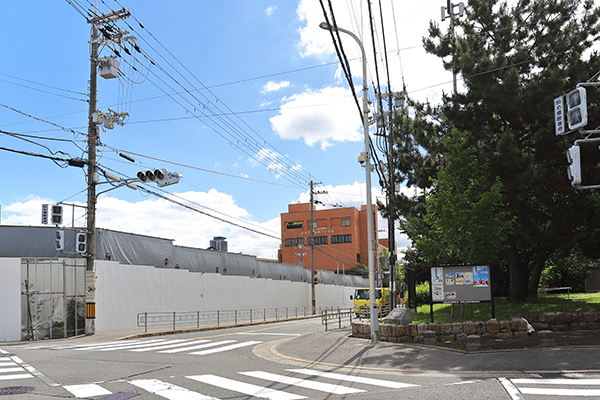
left=440, top=323, right=453, bottom=335
left=496, top=332, right=513, bottom=340
left=527, top=314, right=539, bottom=323
left=463, top=321, right=476, bottom=335
left=412, top=335, right=424, bottom=343
left=452, top=322, right=463, bottom=334
left=439, top=334, right=455, bottom=342
left=532, top=322, right=549, bottom=331
left=499, top=320, right=510, bottom=332
left=510, top=318, right=527, bottom=331
left=572, top=313, right=584, bottom=323
left=379, top=324, right=392, bottom=338
left=538, top=314, right=547, bottom=323
left=405, top=323, right=417, bottom=337
left=394, top=324, right=406, bottom=337
left=513, top=331, right=528, bottom=339
left=584, top=312, right=599, bottom=323
left=547, top=313, right=562, bottom=325
left=486, top=320, right=500, bottom=334
left=456, top=333, right=468, bottom=341
left=383, top=307, right=413, bottom=325
left=569, top=322, right=587, bottom=331
left=481, top=332, right=495, bottom=340
left=397, top=335, right=413, bottom=343
left=428, top=323, right=440, bottom=335
left=475, top=321, right=486, bottom=334
left=549, top=324, right=568, bottom=331
left=588, top=322, right=600, bottom=330
left=417, top=323, right=428, bottom=335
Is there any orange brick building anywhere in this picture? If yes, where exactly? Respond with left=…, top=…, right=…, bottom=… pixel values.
left=278, top=203, right=383, bottom=272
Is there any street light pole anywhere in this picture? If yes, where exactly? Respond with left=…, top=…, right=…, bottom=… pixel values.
left=319, top=22, right=378, bottom=343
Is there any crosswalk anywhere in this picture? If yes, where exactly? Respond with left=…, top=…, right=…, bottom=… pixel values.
left=25, top=338, right=263, bottom=357
left=0, top=349, right=35, bottom=382
left=62, top=368, right=419, bottom=399
left=500, top=376, right=600, bottom=398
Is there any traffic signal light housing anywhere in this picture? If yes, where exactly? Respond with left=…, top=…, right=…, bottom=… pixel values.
left=566, top=87, right=588, bottom=130
left=76, top=231, right=87, bottom=254
left=55, top=230, right=64, bottom=251
left=51, top=205, right=63, bottom=225
left=566, top=145, right=582, bottom=186
left=137, top=169, right=181, bottom=187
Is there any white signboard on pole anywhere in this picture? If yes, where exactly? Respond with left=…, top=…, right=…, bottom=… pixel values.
left=554, top=96, right=566, bottom=136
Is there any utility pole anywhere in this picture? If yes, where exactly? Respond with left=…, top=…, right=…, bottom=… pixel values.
left=309, top=180, right=325, bottom=314
left=441, top=0, right=465, bottom=95
left=85, top=5, right=131, bottom=335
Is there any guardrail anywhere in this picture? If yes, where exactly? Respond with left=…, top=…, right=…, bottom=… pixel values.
left=137, top=307, right=336, bottom=333
left=538, top=286, right=572, bottom=299
left=321, top=308, right=354, bottom=331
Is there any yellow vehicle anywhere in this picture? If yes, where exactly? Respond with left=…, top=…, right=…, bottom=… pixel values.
left=350, top=287, right=390, bottom=317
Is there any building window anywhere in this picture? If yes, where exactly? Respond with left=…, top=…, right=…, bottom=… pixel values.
left=331, top=234, right=352, bottom=244
left=356, top=253, right=360, bottom=263
left=286, top=221, right=303, bottom=229
left=285, top=238, right=304, bottom=247
left=308, top=236, right=328, bottom=245
left=341, top=218, right=350, bottom=227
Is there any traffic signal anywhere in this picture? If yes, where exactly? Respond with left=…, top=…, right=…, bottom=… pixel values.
left=137, top=169, right=181, bottom=187
left=55, top=230, right=64, bottom=251
left=76, top=231, right=87, bottom=254
left=51, top=205, right=63, bottom=225
left=566, top=145, right=582, bottom=186
left=566, top=87, right=588, bottom=130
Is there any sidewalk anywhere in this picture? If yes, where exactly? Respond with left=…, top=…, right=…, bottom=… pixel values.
left=267, top=327, right=600, bottom=377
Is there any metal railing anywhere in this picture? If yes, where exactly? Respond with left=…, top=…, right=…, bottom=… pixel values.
left=137, top=306, right=336, bottom=333
left=321, top=308, right=353, bottom=331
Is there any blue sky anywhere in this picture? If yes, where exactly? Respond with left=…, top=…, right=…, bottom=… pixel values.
left=0, top=0, right=454, bottom=258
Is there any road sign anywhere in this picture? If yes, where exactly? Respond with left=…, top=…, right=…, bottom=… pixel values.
left=41, top=204, right=49, bottom=225
left=554, top=96, right=566, bottom=136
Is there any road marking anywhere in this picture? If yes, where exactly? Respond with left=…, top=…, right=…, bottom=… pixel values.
left=240, top=371, right=364, bottom=394
left=288, top=368, right=419, bottom=389
left=158, top=340, right=237, bottom=354
left=75, top=339, right=166, bottom=351
left=188, top=374, right=306, bottom=400
left=189, top=341, right=262, bottom=355
left=63, top=383, right=112, bottom=398
left=498, top=377, right=525, bottom=400
left=97, top=339, right=188, bottom=351
left=512, top=378, right=600, bottom=385
left=236, top=333, right=301, bottom=336
left=519, top=387, right=600, bottom=396
left=130, top=339, right=210, bottom=352
left=0, top=349, right=56, bottom=385
left=130, top=378, right=219, bottom=400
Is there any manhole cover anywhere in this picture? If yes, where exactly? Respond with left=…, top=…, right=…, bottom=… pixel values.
left=0, top=386, right=34, bottom=396
left=98, top=393, right=139, bottom=400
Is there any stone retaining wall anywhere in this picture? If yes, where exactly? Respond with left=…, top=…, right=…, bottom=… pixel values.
left=351, top=312, right=600, bottom=343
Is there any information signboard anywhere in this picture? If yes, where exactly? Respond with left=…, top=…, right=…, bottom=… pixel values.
left=430, top=265, right=492, bottom=303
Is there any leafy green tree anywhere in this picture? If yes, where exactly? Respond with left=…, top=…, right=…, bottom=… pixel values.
left=392, top=0, right=600, bottom=301
left=402, top=130, right=514, bottom=265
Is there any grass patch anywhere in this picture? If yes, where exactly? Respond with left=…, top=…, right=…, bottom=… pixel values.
left=409, top=293, right=600, bottom=324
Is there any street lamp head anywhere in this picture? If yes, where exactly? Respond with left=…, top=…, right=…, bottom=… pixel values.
left=319, top=22, right=333, bottom=31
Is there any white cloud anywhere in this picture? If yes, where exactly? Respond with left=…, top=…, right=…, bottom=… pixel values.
left=296, top=0, right=456, bottom=104
left=2, top=196, right=54, bottom=226
left=270, top=86, right=362, bottom=150
left=261, top=80, right=291, bottom=94
left=265, top=6, right=277, bottom=16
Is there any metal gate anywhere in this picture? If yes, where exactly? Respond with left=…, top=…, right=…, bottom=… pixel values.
left=21, top=258, right=86, bottom=340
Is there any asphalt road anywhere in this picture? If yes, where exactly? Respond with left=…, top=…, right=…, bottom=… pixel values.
left=1, top=318, right=600, bottom=399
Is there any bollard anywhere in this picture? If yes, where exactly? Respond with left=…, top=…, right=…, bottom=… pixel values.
left=423, top=330, right=438, bottom=345
left=466, top=335, right=481, bottom=351
left=538, top=330, right=555, bottom=347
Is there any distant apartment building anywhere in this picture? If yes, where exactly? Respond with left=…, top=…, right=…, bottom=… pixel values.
left=209, top=236, right=228, bottom=252
left=278, top=203, right=383, bottom=272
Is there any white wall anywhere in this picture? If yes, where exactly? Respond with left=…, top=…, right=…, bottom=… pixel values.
left=0, top=258, right=21, bottom=341
left=95, top=261, right=355, bottom=332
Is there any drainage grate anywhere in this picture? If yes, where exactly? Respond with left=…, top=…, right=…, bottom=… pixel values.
left=0, top=386, right=34, bottom=396
left=98, top=393, right=139, bottom=400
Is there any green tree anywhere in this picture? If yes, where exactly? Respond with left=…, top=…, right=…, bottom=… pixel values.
left=392, top=0, right=600, bottom=301
left=402, top=130, right=514, bottom=265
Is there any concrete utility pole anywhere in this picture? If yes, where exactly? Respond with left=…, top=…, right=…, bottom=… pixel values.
left=309, top=180, right=324, bottom=314
left=85, top=5, right=131, bottom=335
